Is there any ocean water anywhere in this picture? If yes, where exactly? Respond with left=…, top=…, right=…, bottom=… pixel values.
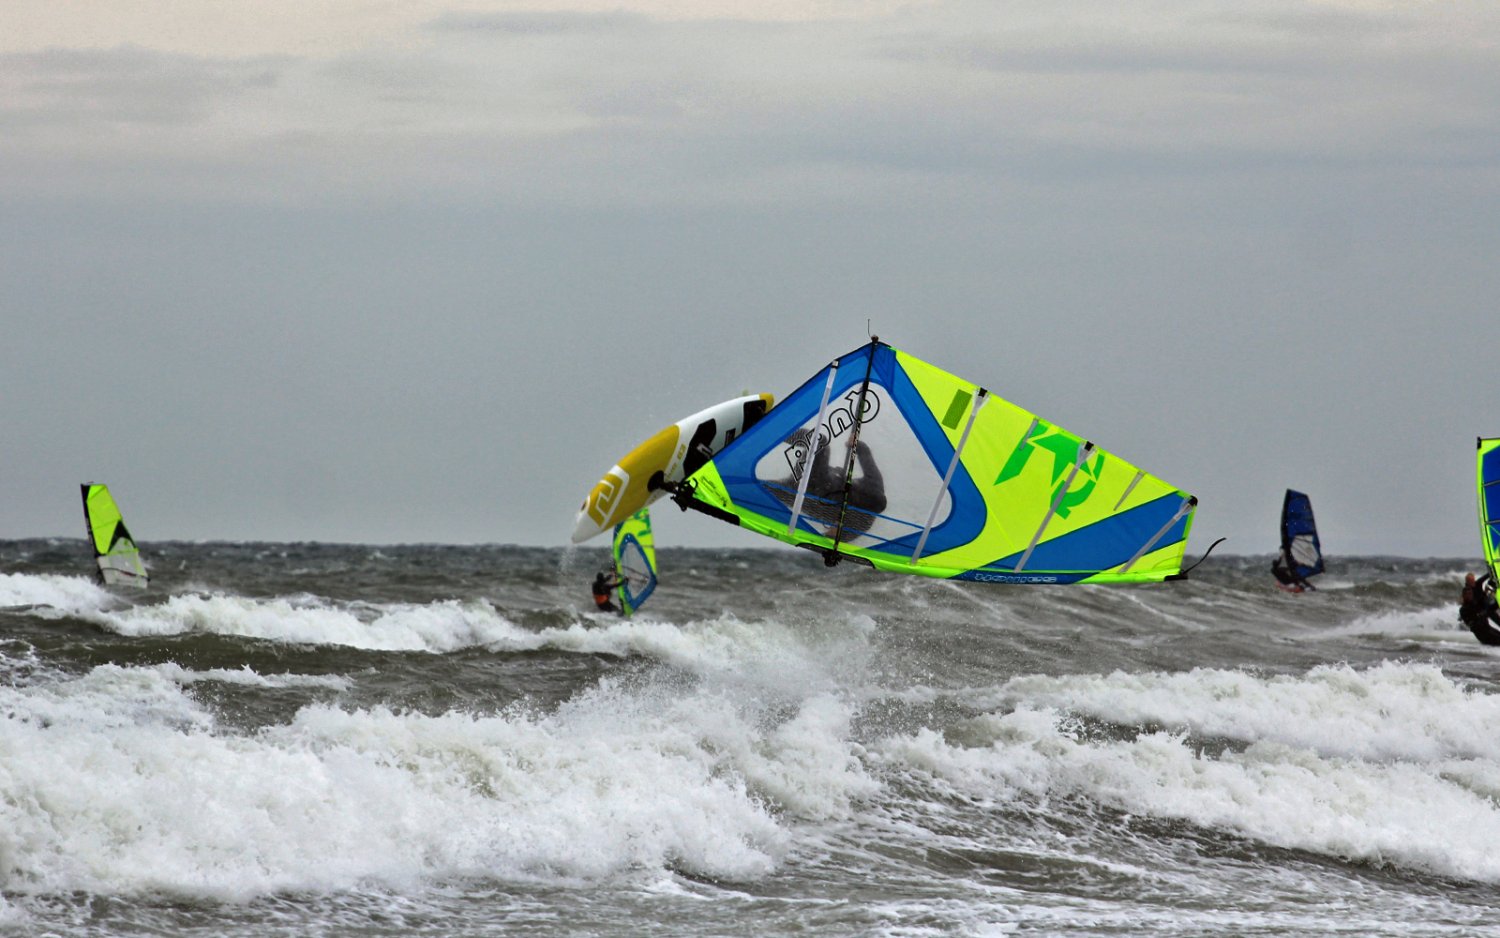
left=2, top=539, right=1498, bottom=936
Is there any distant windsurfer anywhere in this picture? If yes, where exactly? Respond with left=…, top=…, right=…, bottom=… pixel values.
left=1459, top=571, right=1500, bottom=645
left=1271, top=548, right=1314, bottom=592
left=591, top=569, right=624, bottom=614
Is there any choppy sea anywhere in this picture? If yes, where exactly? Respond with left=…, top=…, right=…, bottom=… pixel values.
left=2, top=539, right=1499, bottom=936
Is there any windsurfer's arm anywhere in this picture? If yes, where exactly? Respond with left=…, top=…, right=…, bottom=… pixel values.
left=852, top=441, right=883, bottom=487
left=847, top=440, right=887, bottom=514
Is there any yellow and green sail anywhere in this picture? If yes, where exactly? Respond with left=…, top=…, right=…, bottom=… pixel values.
left=81, top=483, right=149, bottom=588
left=612, top=508, right=657, bottom=615
left=673, top=341, right=1197, bottom=584
left=1478, top=438, right=1500, bottom=583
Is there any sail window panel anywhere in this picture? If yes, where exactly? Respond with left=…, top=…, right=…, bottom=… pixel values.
left=752, top=368, right=947, bottom=553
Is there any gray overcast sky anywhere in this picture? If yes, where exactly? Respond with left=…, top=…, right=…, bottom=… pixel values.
left=3, top=0, right=1496, bottom=556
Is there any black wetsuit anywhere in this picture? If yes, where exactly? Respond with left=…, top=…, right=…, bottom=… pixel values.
left=1271, top=550, right=1311, bottom=591
left=591, top=573, right=623, bottom=613
left=797, top=439, right=887, bottom=536
left=1460, top=573, right=1500, bottom=645
left=1271, top=555, right=1295, bottom=586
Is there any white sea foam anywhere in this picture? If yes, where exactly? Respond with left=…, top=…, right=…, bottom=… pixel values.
left=82, top=589, right=877, bottom=700
left=0, top=657, right=873, bottom=900
left=151, top=661, right=353, bottom=692
left=0, top=572, right=114, bottom=616
left=93, top=593, right=519, bottom=652
left=518, top=611, right=876, bottom=696
left=1320, top=604, right=1471, bottom=643
left=990, top=660, right=1500, bottom=762
left=881, top=662, right=1500, bottom=883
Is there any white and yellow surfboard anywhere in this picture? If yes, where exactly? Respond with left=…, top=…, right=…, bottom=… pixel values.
left=571, top=393, right=774, bottom=543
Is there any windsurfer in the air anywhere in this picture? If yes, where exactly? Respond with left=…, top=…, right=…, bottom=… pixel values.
left=1459, top=571, right=1500, bottom=645
left=817, top=438, right=886, bottom=519
left=591, top=568, right=625, bottom=614
left=784, top=433, right=887, bottom=538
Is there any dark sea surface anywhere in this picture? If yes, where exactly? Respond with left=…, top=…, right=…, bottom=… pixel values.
left=3, top=539, right=1499, bottom=936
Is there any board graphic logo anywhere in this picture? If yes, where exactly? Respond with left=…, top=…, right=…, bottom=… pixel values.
left=588, top=468, right=630, bottom=527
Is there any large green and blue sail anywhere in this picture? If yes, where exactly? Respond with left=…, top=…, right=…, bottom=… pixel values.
left=673, top=341, right=1197, bottom=584
left=80, top=483, right=148, bottom=588
left=1280, top=489, right=1324, bottom=581
left=612, top=508, right=657, bottom=615
left=1478, top=438, right=1500, bottom=583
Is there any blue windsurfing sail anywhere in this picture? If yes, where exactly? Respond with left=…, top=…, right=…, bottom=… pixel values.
left=1280, top=489, right=1324, bottom=581
left=612, top=509, right=657, bottom=616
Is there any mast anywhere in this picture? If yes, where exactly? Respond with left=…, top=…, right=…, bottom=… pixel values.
left=824, top=335, right=881, bottom=565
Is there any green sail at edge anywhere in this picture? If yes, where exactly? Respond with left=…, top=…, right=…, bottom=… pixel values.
left=1478, top=438, right=1500, bottom=584
left=81, top=483, right=149, bottom=588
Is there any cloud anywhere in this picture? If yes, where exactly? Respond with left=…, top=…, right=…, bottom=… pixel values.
left=0, top=46, right=281, bottom=129
left=4, top=1, right=1498, bottom=208
left=428, top=9, right=654, bottom=36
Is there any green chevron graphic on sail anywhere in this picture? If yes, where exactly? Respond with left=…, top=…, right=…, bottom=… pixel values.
left=995, top=421, right=1106, bottom=520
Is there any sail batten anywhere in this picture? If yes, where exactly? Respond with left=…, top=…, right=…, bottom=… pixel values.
left=1122, top=495, right=1195, bottom=574
left=1016, top=441, right=1095, bottom=573
left=1113, top=470, right=1146, bottom=512
left=788, top=362, right=841, bottom=537
left=673, top=341, right=1197, bottom=584
left=912, top=389, right=987, bottom=563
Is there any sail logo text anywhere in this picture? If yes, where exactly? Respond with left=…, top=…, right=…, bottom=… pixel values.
left=782, top=389, right=882, bottom=478
left=967, top=572, right=1060, bottom=584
